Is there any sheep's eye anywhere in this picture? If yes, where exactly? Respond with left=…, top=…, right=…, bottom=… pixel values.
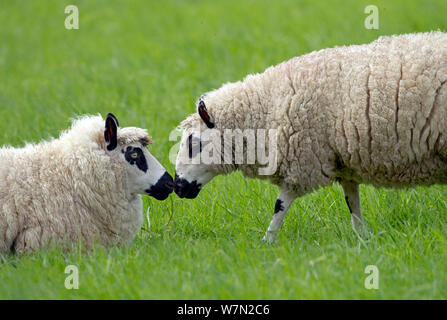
left=187, top=134, right=202, bottom=158
left=124, top=147, right=148, bottom=173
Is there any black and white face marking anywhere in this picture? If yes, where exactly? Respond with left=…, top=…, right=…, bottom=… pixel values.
left=103, top=113, right=173, bottom=200
left=187, top=133, right=202, bottom=159
left=174, top=132, right=205, bottom=199
left=173, top=100, right=219, bottom=199
left=120, top=144, right=173, bottom=200
left=123, top=146, right=148, bottom=172
left=174, top=173, right=202, bottom=199
left=173, top=130, right=218, bottom=199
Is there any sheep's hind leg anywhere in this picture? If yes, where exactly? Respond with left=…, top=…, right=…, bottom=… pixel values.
left=340, top=179, right=364, bottom=232
left=263, top=189, right=297, bottom=243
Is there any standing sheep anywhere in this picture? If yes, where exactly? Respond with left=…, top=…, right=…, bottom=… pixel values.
left=0, top=113, right=173, bottom=253
left=174, top=32, right=447, bottom=242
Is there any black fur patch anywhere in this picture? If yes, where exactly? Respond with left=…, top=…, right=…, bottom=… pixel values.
left=124, top=146, right=148, bottom=173
left=105, top=113, right=118, bottom=151
left=345, top=196, right=352, bottom=213
left=187, top=134, right=202, bottom=159
left=274, top=199, right=284, bottom=213
left=198, top=100, right=215, bottom=129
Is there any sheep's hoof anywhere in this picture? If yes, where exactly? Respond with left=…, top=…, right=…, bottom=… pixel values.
left=353, top=225, right=370, bottom=240
left=262, top=232, right=277, bottom=244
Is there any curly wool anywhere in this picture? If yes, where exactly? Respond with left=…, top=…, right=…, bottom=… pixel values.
left=182, top=32, right=447, bottom=195
left=0, top=115, right=151, bottom=254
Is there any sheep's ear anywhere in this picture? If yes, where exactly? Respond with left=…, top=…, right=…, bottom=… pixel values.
left=198, top=100, right=215, bottom=129
left=104, top=113, right=119, bottom=151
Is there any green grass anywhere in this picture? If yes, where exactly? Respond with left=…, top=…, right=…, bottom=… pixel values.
left=1, top=0, right=447, bottom=299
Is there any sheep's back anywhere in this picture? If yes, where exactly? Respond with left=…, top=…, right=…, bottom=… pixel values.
left=320, top=32, right=447, bottom=187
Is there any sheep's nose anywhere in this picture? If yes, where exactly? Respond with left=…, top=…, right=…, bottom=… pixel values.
left=174, top=174, right=201, bottom=199
left=161, top=172, right=174, bottom=191
left=146, top=172, right=174, bottom=201
left=165, top=178, right=175, bottom=189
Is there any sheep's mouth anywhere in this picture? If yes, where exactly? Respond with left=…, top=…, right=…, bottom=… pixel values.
left=146, top=172, right=174, bottom=201
left=174, top=174, right=201, bottom=199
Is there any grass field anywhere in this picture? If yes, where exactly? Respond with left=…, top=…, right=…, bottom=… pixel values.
left=1, top=0, right=447, bottom=299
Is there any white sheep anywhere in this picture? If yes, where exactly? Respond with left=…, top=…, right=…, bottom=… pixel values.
left=0, top=113, right=173, bottom=253
left=174, top=32, right=447, bottom=242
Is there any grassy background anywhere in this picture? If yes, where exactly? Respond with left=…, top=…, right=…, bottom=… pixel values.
left=0, top=0, right=446, bottom=299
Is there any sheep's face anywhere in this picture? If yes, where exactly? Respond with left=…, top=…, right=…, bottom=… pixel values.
left=174, top=99, right=226, bottom=199
left=174, top=129, right=220, bottom=199
left=120, top=144, right=173, bottom=200
left=104, top=113, right=174, bottom=200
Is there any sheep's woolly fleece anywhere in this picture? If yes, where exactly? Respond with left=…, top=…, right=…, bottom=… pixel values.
left=182, top=32, right=447, bottom=195
left=0, top=115, right=151, bottom=254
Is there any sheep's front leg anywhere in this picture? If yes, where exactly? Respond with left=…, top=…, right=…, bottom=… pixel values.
left=263, top=189, right=297, bottom=243
left=340, top=179, right=364, bottom=232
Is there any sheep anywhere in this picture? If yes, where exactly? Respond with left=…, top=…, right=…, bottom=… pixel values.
left=174, top=31, right=447, bottom=243
left=0, top=113, right=174, bottom=254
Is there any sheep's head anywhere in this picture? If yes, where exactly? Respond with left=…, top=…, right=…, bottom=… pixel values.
left=174, top=97, right=233, bottom=199
left=104, top=113, right=174, bottom=200
left=174, top=89, right=278, bottom=199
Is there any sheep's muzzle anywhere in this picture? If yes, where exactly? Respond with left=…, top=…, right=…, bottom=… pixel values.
left=146, top=172, right=174, bottom=200
left=174, top=174, right=201, bottom=199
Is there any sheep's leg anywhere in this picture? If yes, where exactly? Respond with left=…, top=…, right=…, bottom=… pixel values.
left=340, top=179, right=364, bottom=232
left=263, top=189, right=297, bottom=243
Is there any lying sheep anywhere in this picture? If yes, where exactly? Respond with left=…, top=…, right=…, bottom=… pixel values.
left=0, top=113, right=173, bottom=253
left=174, top=32, right=447, bottom=242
